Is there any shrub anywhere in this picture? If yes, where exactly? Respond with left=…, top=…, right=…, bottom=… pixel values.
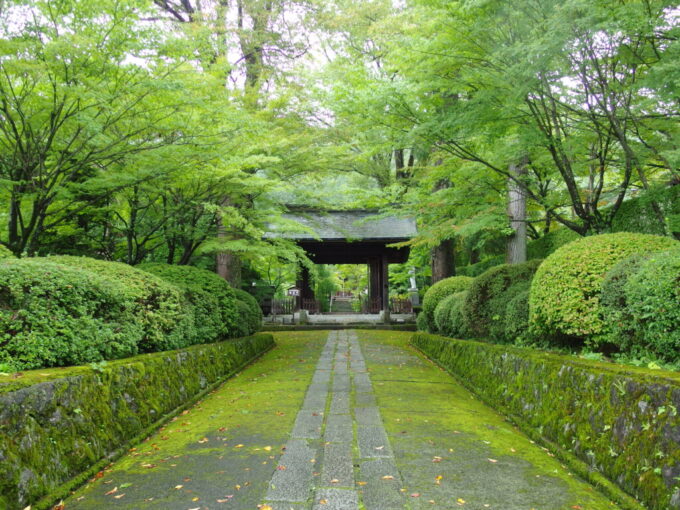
left=140, top=263, right=239, bottom=341
left=416, top=310, right=429, bottom=332
left=444, top=290, right=470, bottom=338
left=463, top=259, right=543, bottom=341
left=503, top=284, right=531, bottom=344
left=0, top=259, right=142, bottom=369
left=455, top=255, right=504, bottom=277
left=422, top=276, right=474, bottom=332
left=600, top=254, right=651, bottom=353
left=529, top=233, right=678, bottom=343
left=527, top=229, right=580, bottom=260
left=624, top=249, right=680, bottom=363
left=232, top=288, right=262, bottom=335
left=47, top=256, right=196, bottom=352
left=0, top=246, right=14, bottom=260
left=434, top=293, right=456, bottom=335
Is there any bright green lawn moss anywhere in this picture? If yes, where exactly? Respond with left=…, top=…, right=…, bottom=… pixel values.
left=411, top=332, right=680, bottom=510
left=0, top=334, right=275, bottom=510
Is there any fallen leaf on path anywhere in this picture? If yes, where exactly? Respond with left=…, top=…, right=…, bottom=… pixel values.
left=357, top=481, right=367, bottom=486
left=235, top=484, right=241, bottom=490
left=174, top=485, right=183, bottom=490
left=113, top=494, right=125, bottom=499
left=141, top=463, right=156, bottom=469
left=52, top=502, right=65, bottom=510
left=235, top=444, right=244, bottom=448
left=456, top=498, right=466, bottom=505
left=435, top=475, right=443, bottom=485
left=433, top=456, right=442, bottom=463
left=411, top=493, right=420, bottom=497
left=375, top=446, right=384, bottom=450
left=258, top=505, right=273, bottom=510
left=104, top=487, right=118, bottom=496
left=198, top=437, right=209, bottom=444
left=330, top=479, right=339, bottom=484
left=381, top=475, right=394, bottom=480
left=319, top=499, right=328, bottom=505
left=277, top=465, right=287, bottom=471
left=487, top=458, right=498, bottom=463
left=263, top=446, right=272, bottom=451
left=192, top=497, right=199, bottom=501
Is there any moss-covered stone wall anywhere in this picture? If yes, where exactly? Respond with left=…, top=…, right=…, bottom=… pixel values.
left=411, top=333, right=680, bottom=510
left=0, top=334, right=274, bottom=510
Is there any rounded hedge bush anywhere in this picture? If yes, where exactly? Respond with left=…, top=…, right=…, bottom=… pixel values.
left=0, top=259, right=142, bottom=370
left=503, top=284, right=531, bottom=344
left=624, top=249, right=680, bottom=363
left=422, top=276, right=474, bottom=332
left=416, top=310, right=428, bottom=332
left=463, top=259, right=542, bottom=341
left=529, top=233, right=678, bottom=342
left=47, top=256, right=196, bottom=352
left=0, top=245, right=14, bottom=260
left=140, top=263, right=239, bottom=341
left=232, top=288, right=262, bottom=335
left=434, top=291, right=470, bottom=338
left=600, top=254, right=651, bottom=352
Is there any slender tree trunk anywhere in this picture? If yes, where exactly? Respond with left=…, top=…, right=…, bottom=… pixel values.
left=430, top=173, right=455, bottom=282
left=507, top=158, right=528, bottom=264
left=216, top=197, right=242, bottom=287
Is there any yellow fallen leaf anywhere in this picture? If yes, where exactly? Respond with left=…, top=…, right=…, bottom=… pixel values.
left=357, top=481, right=367, bottom=486
left=382, top=475, right=394, bottom=480
left=104, top=487, right=118, bottom=496
left=263, top=446, right=272, bottom=451
left=457, top=498, right=466, bottom=505
left=113, top=494, right=125, bottom=499
left=235, top=444, right=244, bottom=448
left=235, top=484, right=241, bottom=490
left=192, top=497, right=199, bottom=501
left=488, top=458, right=498, bottom=463
left=330, top=479, right=339, bottom=484
left=435, top=475, right=443, bottom=485
left=319, top=499, right=328, bottom=505
left=259, top=506, right=273, bottom=510
left=174, top=485, right=183, bottom=489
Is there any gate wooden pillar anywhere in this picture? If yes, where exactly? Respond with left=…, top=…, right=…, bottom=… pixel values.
left=368, top=257, right=382, bottom=314
left=382, top=254, right=390, bottom=323
left=296, top=266, right=314, bottom=310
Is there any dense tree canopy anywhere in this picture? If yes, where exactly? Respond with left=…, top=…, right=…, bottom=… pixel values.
left=0, top=0, right=677, bottom=289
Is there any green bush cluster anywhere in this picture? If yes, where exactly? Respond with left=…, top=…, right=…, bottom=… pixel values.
left=421, top=276, right=474, bottom=332
left=0, top=257, right=258, bottom=370
left=0, top=245, right=14, bottom=260
left=529, top=233, right=677, bottom=343
left=0, top=259, right=141, bottom=369
left=140, top=263, right=239, bottom=342
left=232, top=288, right=263, bottom=336
left=601, top=249, right=680, bottom=363
left=423, top=232, right=679, bottom=364
left=462, top=259, right=542, bottom=342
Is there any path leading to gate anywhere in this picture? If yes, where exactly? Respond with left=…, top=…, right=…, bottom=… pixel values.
left=65, top=331, right=620, bottom=510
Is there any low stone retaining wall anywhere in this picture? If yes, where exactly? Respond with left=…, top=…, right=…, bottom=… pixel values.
left=411, top=333, right=680, bottom=510
left=0, top=333, right=275, bottom=510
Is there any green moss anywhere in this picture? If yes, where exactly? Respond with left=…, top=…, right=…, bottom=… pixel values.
left=411, top=332, right=680, bottom=510
left=60, top=331, right=326, bottom=510
left=0, top=334, right=275, bottom=510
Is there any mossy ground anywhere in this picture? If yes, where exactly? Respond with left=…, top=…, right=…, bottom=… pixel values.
left=359, top=330, right=620, bottom=509
left=63, top=331, right=327, bottom=509
left=61, top=330, right=623, bottom=510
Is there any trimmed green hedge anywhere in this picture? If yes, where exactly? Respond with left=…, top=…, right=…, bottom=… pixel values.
left=624, top=249, right=680, bottom=363
left=529, top=233, right=678, bottom=344
left=0, top=259, right=142, bottom=370
left=434, top=290, right=469, bottom=338
left=463, top=259, right=542, bottom=342
left=422, top=276, right=474, bottom=332
left=0, top=245, right=14, bottom=260
left=233, top=288, right=263, bottom=335
left=47, top=256, right=196, bottom=353
left=0, top=334, right=274, bottom=510
left=140, top=263, right=239, bottom=342
left=411, top=333, right=680, bottom=510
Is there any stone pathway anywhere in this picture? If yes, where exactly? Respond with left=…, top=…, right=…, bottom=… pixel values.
left=263, top=330, right=403, bottom=510
left=64, top=330, right=621, bottom=510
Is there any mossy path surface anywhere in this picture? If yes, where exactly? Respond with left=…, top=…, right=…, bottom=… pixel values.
left=63, top=330, right=620, bottom=510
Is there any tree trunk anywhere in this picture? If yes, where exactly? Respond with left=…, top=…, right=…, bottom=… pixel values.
left=216, top=197, right=242, bottom=287
left=507, top=158, right=528, bottom=264
left=431, top=239, right=455, bottom=283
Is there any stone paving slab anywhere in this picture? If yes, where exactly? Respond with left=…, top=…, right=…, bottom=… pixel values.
left=357, top=458, right=405, bottom=510
left=320, top=442, right=354, bottom=488
left=312, top=488, right=359, bottom=510
left=330, top=391, right=350, bottom=414
left=325, top=413, right=353, bottom=443
left=266, top=438, right=319, bottom=502
left=292, top=410, right=324, bottom=439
